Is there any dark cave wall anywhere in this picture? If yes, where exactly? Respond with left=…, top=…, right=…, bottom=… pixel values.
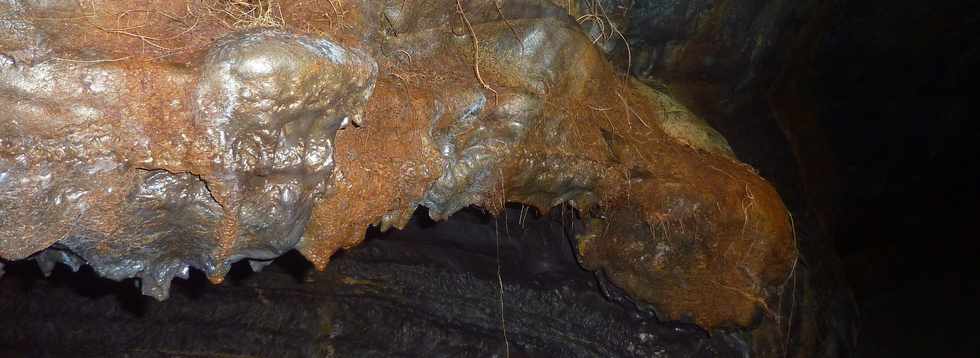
left=620, top=0, right=978, bottom=356
left=623, top=0, right=833, bottom=224
left=613, top=1, right=856, bottom=355
left=804, top=2, right=978, bottom=356
left=622, top=0, right=976, bottom=259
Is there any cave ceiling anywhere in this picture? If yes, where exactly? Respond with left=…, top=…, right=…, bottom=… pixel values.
left=0, top=0, right=796, bottom=330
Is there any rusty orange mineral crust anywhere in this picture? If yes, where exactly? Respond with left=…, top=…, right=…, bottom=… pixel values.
left=0, top=0, right=795, bottom=329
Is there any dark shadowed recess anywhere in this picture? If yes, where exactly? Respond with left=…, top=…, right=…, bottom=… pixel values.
left=766, top=3, right=979, bottom=357
left=620, top=0, right=978, bottom=356
left=0, top=205, right=749, bottom=357
left=813, top=2, right=979, bottom=357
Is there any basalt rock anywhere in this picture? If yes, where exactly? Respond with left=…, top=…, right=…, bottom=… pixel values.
left=0, top=207, right=755, bottom=357
left=0, top=0, right=795, bottom=330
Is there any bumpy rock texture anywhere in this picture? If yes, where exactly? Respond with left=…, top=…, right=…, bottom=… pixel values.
left=1, top=0, right=795, bottom=331
left=1, top=207, right=754, bottom=357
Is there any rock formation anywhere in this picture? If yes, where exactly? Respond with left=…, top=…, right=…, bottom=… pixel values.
left=1, top=0, right=795, bottom=329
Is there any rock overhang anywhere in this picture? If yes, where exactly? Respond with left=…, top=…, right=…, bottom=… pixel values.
left=0, top=0, right=796, bottom=330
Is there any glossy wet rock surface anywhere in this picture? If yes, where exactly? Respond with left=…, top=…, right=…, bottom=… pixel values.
left=2, top=0, right=797, bottom=342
